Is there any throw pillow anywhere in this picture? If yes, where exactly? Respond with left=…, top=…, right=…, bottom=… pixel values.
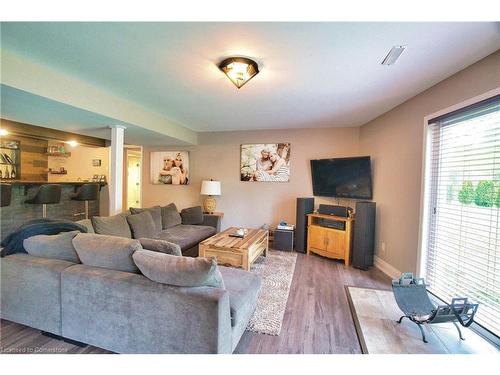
left=130, top=206, right=162, bottom=234
left=161, top=203, right=182, bottom=229
left=24, top=230, right=80, bottom=263
left=91, top=213, right=132, bottom=238
left=75, top=219, right=95, bottom=233
left=72, top=233, right=141, bottom=273
left=180, top=206, right=204, bottom=225
left=138, top=238, right=182, bottom=256
left=133, top=250, right=225, bottom=288
left=126, top=211, right=158, bottom=239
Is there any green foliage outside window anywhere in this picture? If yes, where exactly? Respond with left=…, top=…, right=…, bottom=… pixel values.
left=495, top=184, right=500, bottom=208
left=458, top=180, right=475, bottom=205
left=474, top=180, right=495, bottom=207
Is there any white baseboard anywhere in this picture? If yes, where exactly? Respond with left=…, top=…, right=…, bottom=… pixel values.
left=374, top=256, right=401, bottom=280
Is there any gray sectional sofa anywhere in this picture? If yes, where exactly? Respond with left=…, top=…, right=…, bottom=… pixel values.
left=79, top=203, right=221, bottom=257
left=0, top=204, right=262, bottom=353
left=0, top=231, right=262, bottom=353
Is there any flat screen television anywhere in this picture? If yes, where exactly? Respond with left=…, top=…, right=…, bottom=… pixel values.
left=310, top=156, right=372, bottom=199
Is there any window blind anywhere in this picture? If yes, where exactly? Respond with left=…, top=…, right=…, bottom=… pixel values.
left=425, top=95, right=500, bottom=338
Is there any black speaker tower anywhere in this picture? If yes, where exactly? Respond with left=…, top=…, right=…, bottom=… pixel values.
left=295, top=197, right=314, bottom=253
left=352, top=201, right=376, bottom=270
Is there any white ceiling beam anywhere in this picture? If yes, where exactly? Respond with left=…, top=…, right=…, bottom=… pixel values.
left=0, top=49, right=198, bottom=145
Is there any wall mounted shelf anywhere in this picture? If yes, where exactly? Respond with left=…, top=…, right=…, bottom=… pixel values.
left=48, top=171, right=68, bottom=175
left=45, top=152, right=71, bottom=157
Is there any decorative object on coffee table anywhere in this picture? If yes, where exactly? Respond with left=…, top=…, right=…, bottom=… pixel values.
left=199, top=227, right=268, bottom=271
left=200, top=179, right=221, bottom=214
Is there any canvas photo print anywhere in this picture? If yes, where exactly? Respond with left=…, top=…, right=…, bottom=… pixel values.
left=150, top=151, right=189, bottom=185
left=240, top=143, right=291, bottom=182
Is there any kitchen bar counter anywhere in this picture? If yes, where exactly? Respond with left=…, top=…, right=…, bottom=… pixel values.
left=0, top=180, right=107, bottom=185
left=0, top=182, right=108, bottom=241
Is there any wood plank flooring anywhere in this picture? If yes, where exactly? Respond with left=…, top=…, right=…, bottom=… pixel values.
left=1, top=252, right=392, bottom=354
left=234, top=253, right=391, bottom=353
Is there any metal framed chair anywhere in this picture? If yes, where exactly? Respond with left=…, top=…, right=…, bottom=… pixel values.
left=392, top=273, right=479, bottom=343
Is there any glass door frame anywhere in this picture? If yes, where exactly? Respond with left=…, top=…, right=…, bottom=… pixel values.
left=417, top=87, right=500, bottom=346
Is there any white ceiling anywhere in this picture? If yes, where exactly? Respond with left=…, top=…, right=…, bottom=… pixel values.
left=0, top=85, right=190, bottom=146
left=1, top=22, right=500, bottom=133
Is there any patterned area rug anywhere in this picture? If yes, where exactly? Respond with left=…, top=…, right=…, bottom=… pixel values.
left=246, top=250, right=297, bottom=336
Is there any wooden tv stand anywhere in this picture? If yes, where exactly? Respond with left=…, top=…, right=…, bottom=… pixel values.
left=306, top=213, right=354, bottom=266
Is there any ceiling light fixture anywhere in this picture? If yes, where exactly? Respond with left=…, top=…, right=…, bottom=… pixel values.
left=381, top=45, right=407, bottom=65
left=218, top=57, right=259, bottom=89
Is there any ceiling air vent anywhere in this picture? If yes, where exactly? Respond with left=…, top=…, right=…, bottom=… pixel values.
left=381, top=45, right=407, bottom=65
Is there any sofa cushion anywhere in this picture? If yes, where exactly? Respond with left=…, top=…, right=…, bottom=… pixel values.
left=23, top=230, right=81, bottom=263
left=161, top=203, right=182, bottom=229
left=133, top=249, right=225, bottom=288
left=130, top=206, right=162, bottom=234
left=156, top=225, right=216, bottom=251
left=138, top=238, right=182, bottom=256
left=219, top=266, right=261, bottom=327
left=127, top=211, right=158, bottom=239
left=180, top=206, right=204, bottom=225
left=92, top=213, right=132, bottom=238
left=72, top=233, right=141, bottom=273
left=75, top=219, right=95, bottom=233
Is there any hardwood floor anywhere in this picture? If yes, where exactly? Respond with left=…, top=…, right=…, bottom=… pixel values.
left=0, top=252, right=391, bottom=354
left=234, top=253, right=391, bottom=354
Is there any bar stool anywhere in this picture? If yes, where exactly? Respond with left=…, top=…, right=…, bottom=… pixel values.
left=0, top=183, right=12, bottom=207
left=25, top=184, right=62, bottom=218
left=70, top=183, right=99, bottom=219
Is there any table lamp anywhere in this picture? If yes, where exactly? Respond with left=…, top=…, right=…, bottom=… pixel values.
left=200, top=179, right=221, bottom=214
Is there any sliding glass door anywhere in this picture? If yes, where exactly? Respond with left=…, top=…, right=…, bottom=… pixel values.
left=423, top=95, right=500, bottom=338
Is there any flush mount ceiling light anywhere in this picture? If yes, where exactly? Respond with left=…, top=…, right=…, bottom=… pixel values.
left=381, top=45, right=407, bottom=65
left=218, top=57, right=259, bottom=89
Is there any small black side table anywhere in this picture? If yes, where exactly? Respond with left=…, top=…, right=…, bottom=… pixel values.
left=273, top=228, right=294, bottom=251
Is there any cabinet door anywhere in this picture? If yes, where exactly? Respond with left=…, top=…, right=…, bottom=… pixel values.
left=325, top=230, right=345, bottom=258
left=308, top=225, right=326, bottom=250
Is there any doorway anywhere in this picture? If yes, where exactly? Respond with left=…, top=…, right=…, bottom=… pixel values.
left=124, top=147, right=142, bottom=210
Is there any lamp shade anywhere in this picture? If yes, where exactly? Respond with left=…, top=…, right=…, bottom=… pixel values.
left=201, top=180, right=221, bottom=196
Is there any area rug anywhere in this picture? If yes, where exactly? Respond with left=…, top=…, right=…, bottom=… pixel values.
left=345, top=286, right=497, bottom=354
left=246, top=250, right=297, bottom=336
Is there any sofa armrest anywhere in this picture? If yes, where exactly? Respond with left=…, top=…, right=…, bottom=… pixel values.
left=202, top=214, right=222, bottom=233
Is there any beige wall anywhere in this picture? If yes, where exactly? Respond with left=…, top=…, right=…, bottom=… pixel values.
left=47, top=142, right=109, bottom=182
left=142, top=127, right=361, bottom=230
left=359, top=50, right=500, bottom=274
left=142, top=51, right=500, bottom=275
left=47, top=142, right=110, bottom=216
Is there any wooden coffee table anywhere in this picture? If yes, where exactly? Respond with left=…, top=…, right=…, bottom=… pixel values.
left=199, top=227, right=269, bottom=271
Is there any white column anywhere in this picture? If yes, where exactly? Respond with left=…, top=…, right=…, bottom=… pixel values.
left=109, top=125, right=126, bottom=215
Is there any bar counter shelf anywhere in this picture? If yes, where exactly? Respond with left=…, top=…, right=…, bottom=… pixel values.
left=48, top=171, right=68, bottom=175
left=45, top=152, right=71, bottom=157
